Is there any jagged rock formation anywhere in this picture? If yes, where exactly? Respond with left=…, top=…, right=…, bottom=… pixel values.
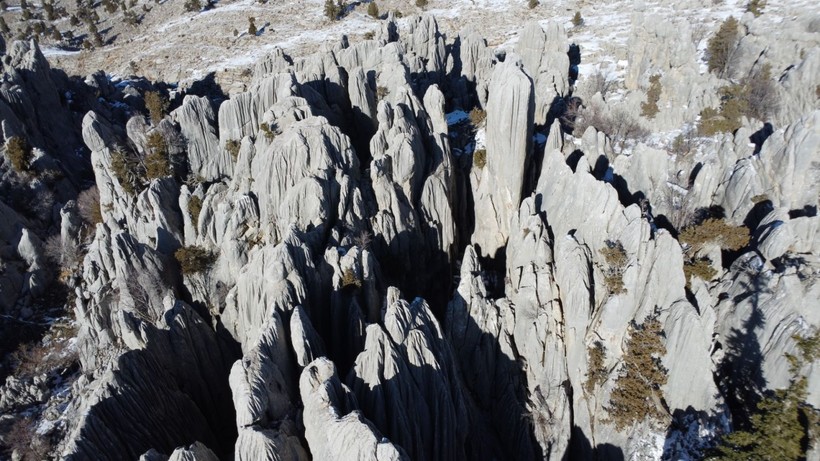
left=1, top=8, right=818, bottom=461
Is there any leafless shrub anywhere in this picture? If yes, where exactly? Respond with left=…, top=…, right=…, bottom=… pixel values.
left=4, top=415, right=53, bottom=460
left=574, top=105, right=648, bottom=150
left=353, top=229, right=373, bottom=250
left=12, top=337, right=78, bottom=379
left=77, top=186, right=102, bottom=225
left=583, top=71, right=616, bottom=101
left=43, top=234, right=82, bottom=277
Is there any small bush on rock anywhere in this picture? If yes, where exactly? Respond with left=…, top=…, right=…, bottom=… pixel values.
left=473, top=148, right=487, bottom=169
left=745, top=0, right=766, bottom=17
left=341, top=267, right=362, bottom=288
left=225, top=139, right=240, bottom=160
left=187, top=195, right=202, bottom=223
left=608, top=315, right=668, bottom=430
left=683, top=257, right=717, bottom=288
left=679, top=218, right=749, bottom=253
left=144, top=90, right=169, bottom=125
left=5, top=136, right=32, bottom=173
left=572, top=11, right=583, bottom=27
left=600, top=240, right=628, bottom=295
left=144, top=132, right=170, bottom=179
left=367, top=1, right=378, bottom=18
left=174, top=245, right=215, bottom=274
left=77, top=185, right=102, bottom=225
left=707, top=17, right=740, bottom=78
left=640, top=74, right=662, bottom=119
left=469, top=107, right=487, bottom=126
left=184, top=0, right=201, bottom=12
left=585, top=341, right=607, bottom=394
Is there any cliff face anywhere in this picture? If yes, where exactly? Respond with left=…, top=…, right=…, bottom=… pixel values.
left=1, top=9, right=818, bottom=461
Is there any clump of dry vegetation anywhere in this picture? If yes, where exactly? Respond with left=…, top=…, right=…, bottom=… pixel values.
left=640, top=74, right=662, bottom=119
left=679, top=218, right=749, bottom=253
left=174, top=245, right=216, bottom=274
left=225, top=139, right=241, bottom=161
left=144, top=90, right=169, bottom=125
left=469, top=107, right=487, bottom=126
left=585, top=341, right=608, bottom=394
left=607, top=315, right=668, bottom=430
left=341, top=267, right=362, bottom=288
left=600, top=240, right=628, bottom=295
left=473, top=148, right=487, bottom=169
left=5, top=136, right=33, bottom=173
left=144, top=132, right=170, bottom=179
left=77, top=186, right=102, bottom=225
left=187, top=195, right=202, bottom=223
left=683, top=257, right=718, bottom=288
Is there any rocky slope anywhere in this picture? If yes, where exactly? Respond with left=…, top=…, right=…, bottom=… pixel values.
left=1, top=3, right=819, bottom=460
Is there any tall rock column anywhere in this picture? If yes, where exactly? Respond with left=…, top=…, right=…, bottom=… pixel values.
left=471, top=57, right=534, bottom=258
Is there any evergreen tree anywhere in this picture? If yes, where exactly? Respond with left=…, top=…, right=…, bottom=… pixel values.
left=707, top=16, right=740, bottom=78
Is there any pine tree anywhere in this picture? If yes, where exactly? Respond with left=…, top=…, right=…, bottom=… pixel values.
left=708, top=332, right=819, bottom=460
left=608, top=315, right=668, bottom=430
left=707, top=17, right=740, bottom=78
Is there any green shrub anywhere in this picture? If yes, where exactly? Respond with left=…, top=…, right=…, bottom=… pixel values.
left=367, top=1, right=378, bottom=18
left=585, top=341, right=607, bottom=394
left=324, top=0, right=343, bottom=20
left=473, top=148, right=487, bottom=169
left=469, top=107, right=486, bottom=126
left=184, top=0, right=201, bottom=12
left=225, top=139, right=240, bottom=160
left=708, top=332, right=818, bottom=460
left=144, top=90, right=169, bottom=125
left=745, top=0, right=765, bottom=17
left=679, top=218, right=749, bottom=253
left=259, top=123, right=274, bottom=141
left=5, top=136, right=32, bottom=173
left=683, top=257, right=717, bottom=288
left=707, top=17, right=739, bottom=78
left=415, top=0, right=427, bottom=7
left=110, top=150, right=140, bottom=194
left=608, top=315, right=668, bottom=430
left=363, top=31, right=374, bottom=40
left=640, top=74, right=662, bottom=119
left=174, top=245, right=215, bottom=274
left=247, top=16, right=256, bottom=35
left=600, top=240, right=628, bottom=295
left=144, top=132, right=170, bottom=179
left=572, top=11, right=583, bottom=27
left=528, top=0, right=537, bottom=8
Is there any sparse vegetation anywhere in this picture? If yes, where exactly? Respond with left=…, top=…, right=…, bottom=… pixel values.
left=708, top=331, right=818, bottom=460
left=707, top=16, right=740, bottom=78
left=187, top=195, right=202, bottom=223
left=572, top=11, right=584, bottom=27
left=528, top=0, right=537, bottom=9
left=248, top=16, right=257, bottom=36
left=608, top=315, right=668, bottom=430
left=341, top=267, right=361, bottom=288
left=473, top=148, right=487, bottom=169
left=585, top=341, right=607, bottom=394
left=184, top=0, right=201, bottom=12
left=110, top=149, right=139, bottom=195
left=600, top=240, right=628, bottom=295
left=259, top=123, right=274, bottom=141
left=745, top=0, right=766, bottom=17
left=174, top=245, right=215, bottom=274
left=77, top=186, right=102, bottom=225
left=698, top=64, right=777, bottom=136
left=5, top=136, right=33, bottom=173
left=324, top=0, right=344, bottom=20
left=679, top=218, right=749, bottom=253
left=376, top=85, right=388, bottom=100
left=683, top=257, right=717, bottom=288
left=367, top=0, right=379, bottom=18
left=144, top=132, right=170, bottom=179
left=469, top=107, right=487, bottom=126
left=640, top=74, right=662, bottom=119
left=670, top=132, right=694, bottom=157
left=225, top=139, right=241, bottom=160
left=415, top=0, right=427, bottom=8
left=144, top=90, right=169, bottom=125
left=5, top=415, right=53, bottom=460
